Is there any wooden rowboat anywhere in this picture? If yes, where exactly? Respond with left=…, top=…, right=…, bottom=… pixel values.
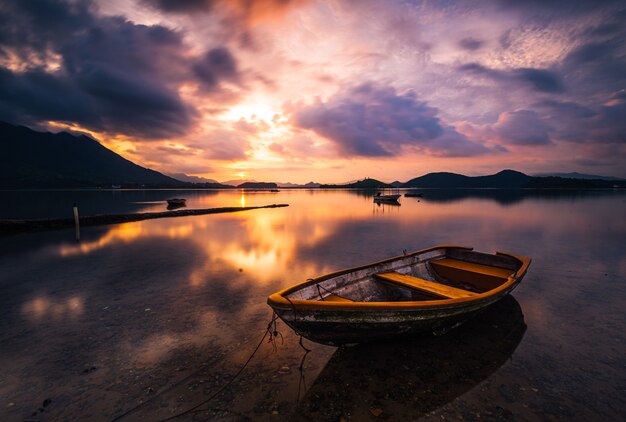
left=166, top=198, right=186, bottom=206
left=267, top=245, right=530, bottom=345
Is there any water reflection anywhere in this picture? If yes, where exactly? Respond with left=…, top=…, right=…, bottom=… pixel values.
left=0, top=189, right=625, bottom=420
left=22, top=295, right=84, bottom=321
left=416, top=188, right=621, bottom=205
left=294, top=296, right=526, bottom=421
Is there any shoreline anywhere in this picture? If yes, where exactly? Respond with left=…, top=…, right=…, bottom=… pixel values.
left=0, top=204, right=289, bottom=235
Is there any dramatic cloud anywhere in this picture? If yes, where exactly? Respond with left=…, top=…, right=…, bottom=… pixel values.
left=193, top=47, right=240, bottom=91
left=493, top=110, right=552, bottom=146
left=294, top=83, right=489, bottom=157
left=0, top=0, right=625, bottom=181
left=0, top=0, right=241, bottom=138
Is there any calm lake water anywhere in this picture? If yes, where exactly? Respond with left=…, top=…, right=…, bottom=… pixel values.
left=0, top=189, right=624, bottom=421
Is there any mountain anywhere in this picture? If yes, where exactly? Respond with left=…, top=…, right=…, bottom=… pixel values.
left=167, top=173, right=219, bottom=184
left=533, top=172, right=623, bottom=181
left=403, top=170, right=531, bottom=188
left=166, top=173, right=231, bottom=188
left=402, top=170, right=625, bottom=189
left=277, top=181, right=321, bottom=188
left=524, top=177, right=624, bottom=188
left=320, top=178, right=391, bottom=189
left=0, top=121, right=188, bottom=188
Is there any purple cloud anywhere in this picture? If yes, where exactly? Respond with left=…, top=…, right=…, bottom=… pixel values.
left=294, top=83, right=489, bottom=157
left=459, top=63, right=564, bottom=93
left=193, top=47, right=240, bottom=91
left=0, top=0, right=241, bottom=139
left=494, top=110, right=552, bottom=145
left=458, top=37, right=484, bottom=51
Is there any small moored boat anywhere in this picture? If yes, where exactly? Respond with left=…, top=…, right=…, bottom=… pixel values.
left=267, top=245, right=530, bottom=345
left=404, top=192, right=423, bottom=198
left=166, top=198, right=187, bottom=209
left=373, top=192, right=401, bottom=203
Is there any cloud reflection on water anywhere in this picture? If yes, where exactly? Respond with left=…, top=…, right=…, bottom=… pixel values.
left=21, top=295, right=84, bottom=321
left=2, top=189, right=625, bottom=420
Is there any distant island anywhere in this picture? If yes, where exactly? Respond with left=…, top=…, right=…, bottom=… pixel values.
left=320, top=170, right=625, bottom=189
left=1, top=121, right=624, bottom=190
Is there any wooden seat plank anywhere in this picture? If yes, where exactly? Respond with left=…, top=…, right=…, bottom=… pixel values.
left=430, top=258, right=513, bottom=292
left=431, top=258, right=513, bottom=278
left=374, top=272, right=477, bottom=299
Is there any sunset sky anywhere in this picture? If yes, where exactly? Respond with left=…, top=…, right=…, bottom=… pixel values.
left=1, top=0, right=625, bottom=183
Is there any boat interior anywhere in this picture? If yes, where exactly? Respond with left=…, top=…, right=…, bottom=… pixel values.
left=287, top=248, right=521, bottom=303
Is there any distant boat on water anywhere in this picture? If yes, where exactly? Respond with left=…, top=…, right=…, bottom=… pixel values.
left=267, top=245, right=531, bottom=346
left=373, top=192, right=401, bottom=203
left=405, top=192, right=423, bottom=198
left=166, top=198, right=187, bottom=209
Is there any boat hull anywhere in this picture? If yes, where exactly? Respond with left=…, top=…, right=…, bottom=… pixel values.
left=267, top=245, right=531, bottom=346
left=274, top=285, right=515, bottom=345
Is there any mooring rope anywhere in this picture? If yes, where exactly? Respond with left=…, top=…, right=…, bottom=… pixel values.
left=159, top=312, right=281, bottom=421
left=308, top=278, right=351, bottom=301
left=111, top=312, right=281, bottom=422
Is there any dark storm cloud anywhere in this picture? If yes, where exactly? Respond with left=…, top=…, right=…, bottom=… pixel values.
left=459, top=63, right=564, bottom=93
left=0, top=0, right=238, bottom=139
left=294, top=83, right=489, bottom=157
left=0, top=67, right=97, bottom=124
left=0, top=0, right=94, bottom=53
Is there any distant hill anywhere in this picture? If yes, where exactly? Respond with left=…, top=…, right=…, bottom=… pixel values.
left=402, top=170, right=625, bottom=189
left=237, top=182, right=278, bottom=188
left=533, top=172, right=622, bottom=181
left=524, top=177, right=623, bottom=189
left=320, top=178, right=391, bottom=189
left=277, top=181, right=321, bottom=188
left=403, top=170, right=531, bottom=188
left=167, top=173, right=219, bottom=184
left=166, top=172, right=231, bottom=188
left=0, top=121, right=190, bottom=188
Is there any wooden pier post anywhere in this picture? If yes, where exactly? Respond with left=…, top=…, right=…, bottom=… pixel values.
left=73, top=203, right=80, bottom=241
